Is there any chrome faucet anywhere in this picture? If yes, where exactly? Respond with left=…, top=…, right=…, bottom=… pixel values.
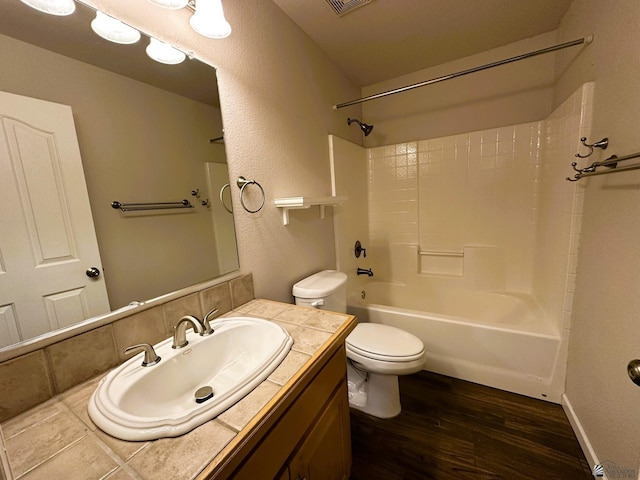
left=124, top=343, right=161, bottom=367
left=357, top=267, right=374, bottom=277
left=172, top=315, right=205, bottom=349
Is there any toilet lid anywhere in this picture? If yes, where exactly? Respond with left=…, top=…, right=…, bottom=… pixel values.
left=292, top=270, right=347, bottom=298
left=346, top=323, right=424, bottom=362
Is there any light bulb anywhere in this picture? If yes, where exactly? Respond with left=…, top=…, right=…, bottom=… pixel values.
left=189, top=0, right=231, bottom=39
left=148, top=0, right=189, bottom=9
left=146, top=38, right=186, bottom=65
left=19, top=0, right=75, bottom=16
left=91, top=12, right=141, bottom=45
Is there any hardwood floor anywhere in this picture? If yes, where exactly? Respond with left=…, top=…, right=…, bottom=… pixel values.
left=349, top=371, right=593, bottom=480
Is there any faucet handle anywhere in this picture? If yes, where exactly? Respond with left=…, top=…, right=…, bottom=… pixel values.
left=124, top=343, right=161, bottom=367
left=202, top=308, right=219, bottom=336
left=354, top=240, right=367, bottom=258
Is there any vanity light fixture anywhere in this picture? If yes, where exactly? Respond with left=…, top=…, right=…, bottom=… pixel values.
left=146, top=37, right=187, bottom=64
left=21, top=0, right=228, bottom=67
left=189, top=0, right=232, bottom=39
left=19, top=0, right=75, bottom=16
left=149, top=0, right=232, bottom=39
left=91, top=11, right=142, bottom=45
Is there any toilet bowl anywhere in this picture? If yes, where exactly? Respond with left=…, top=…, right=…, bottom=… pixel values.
left=292, top=270, right=426, bottom=418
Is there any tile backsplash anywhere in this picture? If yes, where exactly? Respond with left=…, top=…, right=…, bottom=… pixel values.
left=0, top=274, right=254, bottom=422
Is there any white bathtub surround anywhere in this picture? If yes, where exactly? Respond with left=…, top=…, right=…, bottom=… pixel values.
left=329, top=135, right=370, bottom=285
left=533, top=83, right=592, bottom=332
left=331, top=83, right=593, bottom=403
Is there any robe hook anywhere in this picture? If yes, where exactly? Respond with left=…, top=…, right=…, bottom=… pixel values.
left=575, top=137, right=608, bottom=158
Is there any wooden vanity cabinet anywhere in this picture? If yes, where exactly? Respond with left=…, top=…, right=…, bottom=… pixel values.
left=285, top=383, right=350, bottom=480
left=206, top=341, right=353, bottom=480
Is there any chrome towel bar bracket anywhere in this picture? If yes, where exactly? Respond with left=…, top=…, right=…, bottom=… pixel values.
left=567, top=151, right=640, bottom=181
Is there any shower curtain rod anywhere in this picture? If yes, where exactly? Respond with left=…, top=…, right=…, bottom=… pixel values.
left=333, top=35, right=593, bottom=110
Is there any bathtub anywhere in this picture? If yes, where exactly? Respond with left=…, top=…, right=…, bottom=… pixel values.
left=347, top=281, right=564, bottom=402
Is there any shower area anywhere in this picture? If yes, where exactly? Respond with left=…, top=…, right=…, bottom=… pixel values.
left=331, top=82, right=592, bottom=403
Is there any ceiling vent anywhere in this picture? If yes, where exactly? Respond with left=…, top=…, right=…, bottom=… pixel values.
left=325, top=0, right=374, bottom=17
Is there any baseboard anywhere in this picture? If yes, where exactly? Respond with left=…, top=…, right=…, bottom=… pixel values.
left=561, top=393, right=600, bottom=478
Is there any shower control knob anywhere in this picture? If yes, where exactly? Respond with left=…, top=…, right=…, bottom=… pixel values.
left=628, top=359, right=640, bottom=387
left=86, top=267, right=101, bottom=278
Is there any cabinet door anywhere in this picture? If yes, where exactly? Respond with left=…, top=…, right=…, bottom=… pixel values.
left=289, top=383, right=351, bottom=480
left=276, top=466, right=290, bottom=480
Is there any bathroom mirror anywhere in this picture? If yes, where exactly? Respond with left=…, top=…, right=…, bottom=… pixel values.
left=0, top=0, right=239, bottom=350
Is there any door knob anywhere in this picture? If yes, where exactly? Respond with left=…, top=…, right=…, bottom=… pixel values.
left=86, top=267, right=101, bottom=278
left=628, top=359, right=640, bottom=386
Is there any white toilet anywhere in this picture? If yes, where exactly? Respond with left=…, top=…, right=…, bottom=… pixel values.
left=293, top=270, right=426, bottom=418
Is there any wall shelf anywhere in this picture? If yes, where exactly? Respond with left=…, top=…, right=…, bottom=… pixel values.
left=274, top=196, right=346, bottom=225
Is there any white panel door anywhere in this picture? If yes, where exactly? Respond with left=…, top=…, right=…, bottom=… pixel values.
left=0, top=91, right=110, bottom=346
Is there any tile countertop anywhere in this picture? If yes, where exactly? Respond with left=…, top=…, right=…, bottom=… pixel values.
left=1, top=300, right=356, bottom=480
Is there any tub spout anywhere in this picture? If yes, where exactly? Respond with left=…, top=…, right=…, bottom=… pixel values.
left=357, top=267, right=374, bottom=277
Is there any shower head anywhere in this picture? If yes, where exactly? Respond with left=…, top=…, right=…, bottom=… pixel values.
left=347, top=118, right=374, bottom=136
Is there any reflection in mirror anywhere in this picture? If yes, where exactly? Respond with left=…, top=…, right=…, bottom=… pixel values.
left=0, top=0, right=239, bottom=350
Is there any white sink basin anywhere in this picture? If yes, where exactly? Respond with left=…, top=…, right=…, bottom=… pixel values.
left=88, top=316, right=293, bottom=441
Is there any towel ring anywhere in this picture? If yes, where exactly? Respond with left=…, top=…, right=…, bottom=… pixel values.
left=236, top=176, right=265, bottom=214
left=219, top=183, right=233, bottom=213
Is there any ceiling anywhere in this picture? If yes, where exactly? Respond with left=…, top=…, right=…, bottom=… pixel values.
left=272, top=0, right=574, bottom=86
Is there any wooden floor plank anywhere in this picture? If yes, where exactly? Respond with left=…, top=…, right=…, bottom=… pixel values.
left=350, top=371, right=593, bottom=480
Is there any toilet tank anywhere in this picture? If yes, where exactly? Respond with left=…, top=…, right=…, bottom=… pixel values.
left=292, top=270, right=347, bottom=313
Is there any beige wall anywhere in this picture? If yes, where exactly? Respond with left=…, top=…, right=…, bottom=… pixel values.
left=554, top=0, right=640, bottom=472
left=79, top=1, right=362, bottom=304
left=0, top=33, right=228, bottom=309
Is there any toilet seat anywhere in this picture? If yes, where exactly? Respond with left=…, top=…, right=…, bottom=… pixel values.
left=345, top=323, right=426, bottom=376
left=346, top=323, right=425, bottom=362
left=346, top=346, right=425, bottom=376
left=347, top=342, right=425, bottom=363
